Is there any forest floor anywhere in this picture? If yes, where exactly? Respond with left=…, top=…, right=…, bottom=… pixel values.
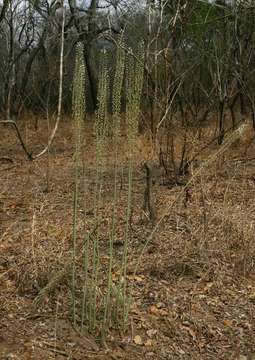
left=1, top=116, right=255, bottom=360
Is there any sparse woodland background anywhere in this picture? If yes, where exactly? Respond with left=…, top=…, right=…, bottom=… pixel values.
left=0, top=0, right=255, bottom=137
left=1, top=1, right=255, bottom=359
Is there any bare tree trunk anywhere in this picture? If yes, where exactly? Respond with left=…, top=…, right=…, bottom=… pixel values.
left=143, top=161, right=156, bottom=223
left=83, top=44, right=97, bottom=111
left=6, top=1, right=14, bottom=120
left=218, top=100, right=225, bottom=145
left=15, top=29, right=47, bottom=116
left=0, top=0, right=9, bottom=24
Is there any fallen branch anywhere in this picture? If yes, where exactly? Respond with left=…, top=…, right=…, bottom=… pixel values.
left=0, top=120, right=32, bottom=160
left=0, top=165, right=18, bottom=172
left=0, top=156, right=13, bottom=163
left=0, top=156, right=18, bottom=171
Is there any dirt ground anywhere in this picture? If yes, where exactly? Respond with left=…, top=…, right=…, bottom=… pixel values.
left=1, top=118, right=255, bottom=360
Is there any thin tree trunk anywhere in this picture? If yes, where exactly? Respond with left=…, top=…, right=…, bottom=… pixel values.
left=15, top=29, right=47, bottom=116
left=83, top=44, right=97, bottom=111
left=218, top=100, right=225, bottom=145
left=0, top=0, right=9, bottom=24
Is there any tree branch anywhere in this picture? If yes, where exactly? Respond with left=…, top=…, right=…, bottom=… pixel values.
left=0, top=0, right=9, bottom=24
left=0, top=120, right=32, bottom=160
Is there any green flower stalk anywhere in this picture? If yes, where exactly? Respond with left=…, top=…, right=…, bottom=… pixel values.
left=121, top=43, right=144, bottom=329
left=72, top=42, right=86, bottom=327
left=89, top=49, right=109, bottom=331
left=103, top=37, right=125, bottom=333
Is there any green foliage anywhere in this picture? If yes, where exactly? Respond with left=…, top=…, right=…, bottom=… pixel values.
left=187, top=1, right=219, bottom=46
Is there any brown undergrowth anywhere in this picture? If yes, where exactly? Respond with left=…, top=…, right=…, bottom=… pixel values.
left=0, top=117, right=255, bottom=359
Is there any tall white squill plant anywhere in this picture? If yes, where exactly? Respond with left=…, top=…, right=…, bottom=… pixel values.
left=121, top=43, right=144, bottom=329
left=72, top=42, right=86, bottom=327
left=89, top=49, right=109, bottom=331
left=103, top=37, right=126, bottom=333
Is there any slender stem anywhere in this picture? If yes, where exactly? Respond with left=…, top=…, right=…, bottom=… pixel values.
left=72, top=41, right=85, bottom=328
left=122, top=149, right=133, bottom=329
left=72, top=163, right=78, bottom=326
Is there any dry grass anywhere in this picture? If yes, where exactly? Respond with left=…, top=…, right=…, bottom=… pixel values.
left=0, top=117, right=255, bottom=359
